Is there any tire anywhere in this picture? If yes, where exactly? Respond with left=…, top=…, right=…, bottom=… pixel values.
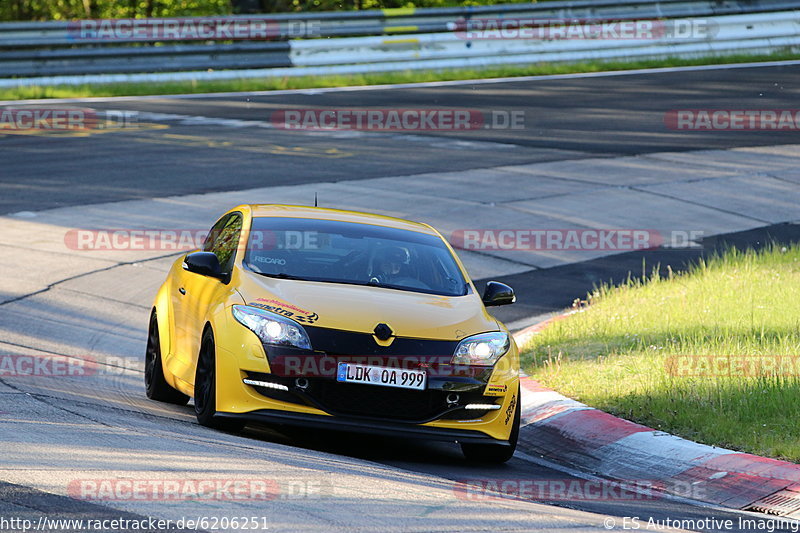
left=461, top=385, right=520, bottom=464
left=194, top=327, right=246, bottom=433
left=145, top=311, right=189, bottom=405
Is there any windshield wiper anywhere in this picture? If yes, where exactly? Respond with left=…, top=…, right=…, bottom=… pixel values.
left=254, top=271, right=309, bottom=281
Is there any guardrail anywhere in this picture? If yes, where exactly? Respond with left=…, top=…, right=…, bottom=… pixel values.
left=291, top=11, right=800, bottom=65
left=0, top=0, right=798, bottom=86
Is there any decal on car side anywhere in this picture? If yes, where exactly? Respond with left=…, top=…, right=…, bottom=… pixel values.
left=505, top=393, right=517, bottom=425
left=485, top=384, right=507, bottom=396
left=251, top=298, right=320, bottom=324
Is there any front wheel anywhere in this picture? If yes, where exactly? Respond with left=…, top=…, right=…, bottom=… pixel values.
left=194, top=328, right=246, bottom=433
left=461, top=386, right=520, bottom=464
left=145, top=311, right=189, bottom=405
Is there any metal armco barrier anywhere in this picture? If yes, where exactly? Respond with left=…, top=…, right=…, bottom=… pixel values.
left=289, top=12, right=800, bottom=66
left=0, top=0, right=798, bottom=86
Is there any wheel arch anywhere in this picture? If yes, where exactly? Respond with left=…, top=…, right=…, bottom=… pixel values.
left=151, top=279, right=178, bottom=388
left=152, top=280, right=173, bottom=353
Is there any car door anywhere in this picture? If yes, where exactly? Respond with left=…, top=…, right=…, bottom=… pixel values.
left=167, top=214, right=237, bottom=377
left=179, top=213, right=244, bottom=385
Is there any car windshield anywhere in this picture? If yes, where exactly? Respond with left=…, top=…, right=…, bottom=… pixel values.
left=244, top=217, right=468, bottom=297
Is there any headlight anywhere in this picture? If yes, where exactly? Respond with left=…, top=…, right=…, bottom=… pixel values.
left=452, top=332, right=509, bottom=366
left=232, top=305, right=312, bottom=350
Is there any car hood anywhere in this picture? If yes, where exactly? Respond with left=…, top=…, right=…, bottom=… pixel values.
left=235, top=270, right=498, bottom=341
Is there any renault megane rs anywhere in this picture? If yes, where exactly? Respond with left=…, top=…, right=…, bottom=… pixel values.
left=145, top=205, right=520, bottom=462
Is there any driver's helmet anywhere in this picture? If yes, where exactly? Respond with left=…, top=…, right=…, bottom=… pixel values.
left=375, top=246, right=410, bottom=277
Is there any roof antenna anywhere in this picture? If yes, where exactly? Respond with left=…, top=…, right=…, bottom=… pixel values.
left=314, top=192, right=318, bottom=207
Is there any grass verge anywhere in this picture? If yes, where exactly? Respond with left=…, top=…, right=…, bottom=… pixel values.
left=520, top=244, right=800, bottom=462
left=2, top=50, right=799, bottom=100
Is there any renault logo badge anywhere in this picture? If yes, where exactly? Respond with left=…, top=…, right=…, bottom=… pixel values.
left=373, top=323, right=393, bottom=341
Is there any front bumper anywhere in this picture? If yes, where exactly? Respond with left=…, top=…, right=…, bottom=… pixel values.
left=213, top=319, right=520, bottom=442
left=244, top=371, right=502, bottom=424
left=217, top=408, right=510, bottom=445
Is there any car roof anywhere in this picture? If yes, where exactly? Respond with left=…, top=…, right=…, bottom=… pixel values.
left=247, top=204, right=439, bottom=236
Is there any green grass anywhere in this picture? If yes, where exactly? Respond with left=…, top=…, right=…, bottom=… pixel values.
left=521, top=244, right=800, bottom=462
left=3, top=50, right=799, bottom=100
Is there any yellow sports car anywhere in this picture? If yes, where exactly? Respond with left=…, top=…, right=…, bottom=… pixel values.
left=145, top=205, right=520, bottom=462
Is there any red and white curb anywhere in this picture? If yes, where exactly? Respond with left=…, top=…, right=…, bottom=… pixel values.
left=512, top=317, right=800, bottom=512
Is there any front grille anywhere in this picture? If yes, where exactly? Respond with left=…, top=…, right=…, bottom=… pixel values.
left=305, top=380, right=494, bottom=422
left=302, top=326, right=460, bottom=357
left=310, top=380, right=436, bottom=420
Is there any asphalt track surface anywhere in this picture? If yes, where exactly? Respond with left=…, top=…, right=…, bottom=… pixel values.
left=3, top=63, right=800, bottom=214
left=1, top=63, right=800, bottom=532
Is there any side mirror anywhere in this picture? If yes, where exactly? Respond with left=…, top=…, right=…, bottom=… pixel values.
left=183, top=252, right=224, bottom=279
left=482, top=281, right=516, bottom=307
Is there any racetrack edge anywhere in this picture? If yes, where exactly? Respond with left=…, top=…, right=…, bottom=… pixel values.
left=512, top=317, right=800, bottom=517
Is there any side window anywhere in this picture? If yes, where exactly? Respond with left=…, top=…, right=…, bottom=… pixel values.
left=202, top=215, right=230, bottom=252
left=208, top=214, right=243, bottom=274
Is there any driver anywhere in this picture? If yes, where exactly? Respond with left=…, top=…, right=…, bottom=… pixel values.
left=371, top=246, right=410, bottom=285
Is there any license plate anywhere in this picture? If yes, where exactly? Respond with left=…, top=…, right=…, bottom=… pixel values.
left=336, top=362, right=426, bottom=390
